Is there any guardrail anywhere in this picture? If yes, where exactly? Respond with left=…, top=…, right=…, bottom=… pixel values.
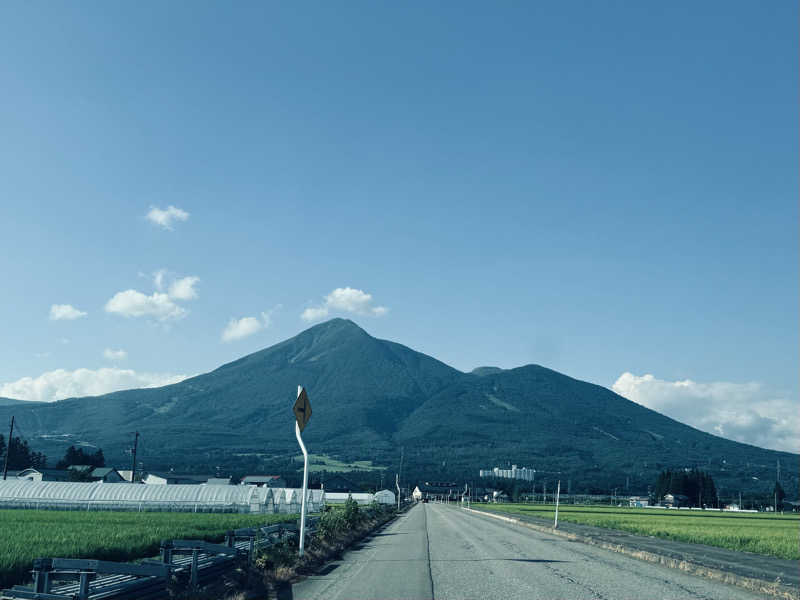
left=1, top=517, right=319, bottom=600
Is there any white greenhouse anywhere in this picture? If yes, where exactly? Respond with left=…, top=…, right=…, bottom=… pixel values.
left=0, top=480, right=325, bottom=514
left=373, top=489, right=396, bottom=505
left=324, top=492, right=375, bottom=505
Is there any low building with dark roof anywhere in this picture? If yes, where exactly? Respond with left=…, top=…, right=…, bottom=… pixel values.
left=321, top=475, right=362, bottom=493
left=15, top=468, right=71, bottom=482
left=241, top=475, right=286, bottom=488
left=143, top=472, right=229, bottom=485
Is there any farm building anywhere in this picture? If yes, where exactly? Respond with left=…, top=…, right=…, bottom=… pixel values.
left=321, top=475, right=362, bottom=493
left=15, top=467, right=125, bottom=483
left=0, top=480, right=324, bottom=513
left=143, top=472, right=232, bottom=485
left=241, top=475, right=286, bottom=487
left=15, top=468, right=71, bottom=482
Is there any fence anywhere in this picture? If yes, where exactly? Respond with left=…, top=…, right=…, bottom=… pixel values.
left=0, top=518, right=319, bottom=600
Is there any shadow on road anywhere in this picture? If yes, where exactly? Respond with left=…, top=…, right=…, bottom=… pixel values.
left=431, top=558, right=570, bottom=563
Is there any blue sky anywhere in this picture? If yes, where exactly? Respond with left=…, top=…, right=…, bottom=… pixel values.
left=0, top=2, right=797, bottom=451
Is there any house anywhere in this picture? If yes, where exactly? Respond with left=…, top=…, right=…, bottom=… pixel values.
left=88, top=467, right=125, bottom=483
left=143, top=472, right=226, bottom=485
left=206, top=477, right=233, bottom=486
left=662, top=493, right=689, bottom=508
left=321, top=475, right=362, bottom=493
left=118, top=470, right=137, bottom=483
left=628, top=496, right=649, bottom=508
left=241, top=475, right=286, bottom=488
left=15, top=468, right=71, bottom=482
left=781, top=500, right=800, bottom=512
left=413, top=482, right=461, bottom=501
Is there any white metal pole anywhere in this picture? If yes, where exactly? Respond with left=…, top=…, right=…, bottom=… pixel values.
left=396, top=474, right=401, bottom=511
left=295, top=386, right=309, bottom=557
left=554, top=480, right=561, bottom=529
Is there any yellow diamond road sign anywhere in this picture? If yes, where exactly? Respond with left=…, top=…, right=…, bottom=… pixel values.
left=293, top=387, right=312, bottom=432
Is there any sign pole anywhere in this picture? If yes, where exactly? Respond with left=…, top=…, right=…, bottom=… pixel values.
left=293, top=385, right=311, bottom=557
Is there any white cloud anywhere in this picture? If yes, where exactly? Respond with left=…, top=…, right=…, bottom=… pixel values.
left=105, top=290, right=187, bottom=321
left=146, top=205, right=189, bottom=230
left=168, top=276, right=200, bottom=300
left=612, top=372, right=800, bottom=453
left=103, top=348, right=127, bottom=361
left=221, top=309, right=275, bottom=343
left=106, top=271, right=199, bottom=323
left=222, top=317, right=262, bottom=342
left=49, top=304, right=87, bottom=321
left=301, top=287, right=388, bottom=323
left=153, top=268, right=167, bottom=291
left=300, top=306, right=329, bottom=323
left=0, top=368, right=189, bottom=402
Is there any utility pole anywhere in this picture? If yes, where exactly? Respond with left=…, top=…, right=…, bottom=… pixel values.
left=554, top=480, right=561, bottom=529
left=399, top=446, right=404, bottom=491
left=2, top=416, right=15, bottom=481
left=129, top=432, right=139, bottom=484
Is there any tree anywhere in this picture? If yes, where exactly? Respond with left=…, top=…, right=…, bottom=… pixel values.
left=56, top=446, right=105, bottom=469
left=0, top=434, right=47, bottom=471
left=653, top=468, right=717, bottom=507
left=774, top=481, right=786, bottom=510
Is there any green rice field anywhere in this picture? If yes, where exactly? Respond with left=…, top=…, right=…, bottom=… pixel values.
left=0, top=510, right=296, bottom=589
left=480, top=503, right=800, bottom=560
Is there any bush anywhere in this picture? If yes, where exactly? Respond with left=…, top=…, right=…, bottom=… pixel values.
left=342, top=495, right=362, bottom=529
left=317, top=509, right=347, bottom=540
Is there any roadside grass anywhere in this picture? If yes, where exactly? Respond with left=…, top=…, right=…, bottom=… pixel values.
left=0, top=510, right=296, bottom=590
left=478, top=503, right=800, bottom=560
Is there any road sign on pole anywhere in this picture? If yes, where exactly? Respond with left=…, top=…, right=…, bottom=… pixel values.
left=294, top=386, right=312, bottom=556
left=293, top=387, right=312, bottom=432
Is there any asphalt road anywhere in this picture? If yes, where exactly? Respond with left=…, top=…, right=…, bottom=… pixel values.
left=292, top=503, right=769, bottom=600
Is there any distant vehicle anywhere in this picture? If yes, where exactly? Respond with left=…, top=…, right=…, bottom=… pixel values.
left=422, top=498, right=429, bottom=503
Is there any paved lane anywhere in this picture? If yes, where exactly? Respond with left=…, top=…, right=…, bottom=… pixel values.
left=293, top=503, right=767, bottom=600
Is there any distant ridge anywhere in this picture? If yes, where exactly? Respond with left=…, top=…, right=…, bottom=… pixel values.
left=471, top=366, right=504, bottom=376
left=0, top=318, right=795, bottom=495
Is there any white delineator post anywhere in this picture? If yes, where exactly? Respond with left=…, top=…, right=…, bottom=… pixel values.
left=554, top=480, right=561, bottom=529
left=295, top=386, right=309, bottom=557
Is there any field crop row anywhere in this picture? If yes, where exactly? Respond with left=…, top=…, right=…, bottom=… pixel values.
left=0, top=510, right=296, bottom=589
left=480, top=503, right=800, bottom=560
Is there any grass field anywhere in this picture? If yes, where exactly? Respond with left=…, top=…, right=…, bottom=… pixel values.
left=297, top=453, right=382, bottom=472
left=0, top=510, right=296, bottom=589
left=479, top=503, right=800, bottom=560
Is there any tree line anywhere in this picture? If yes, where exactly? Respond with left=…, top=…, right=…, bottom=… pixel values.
left=0, top=435, right=47, bottom=471
left=1, top=437, right=106, bottom=474
left=653, top=468, right=718, bottom=506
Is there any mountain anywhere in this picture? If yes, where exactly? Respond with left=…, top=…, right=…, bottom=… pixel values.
left=0, top=319, right=795, bottom=495
left=0, top=397, right=38, bottom=407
